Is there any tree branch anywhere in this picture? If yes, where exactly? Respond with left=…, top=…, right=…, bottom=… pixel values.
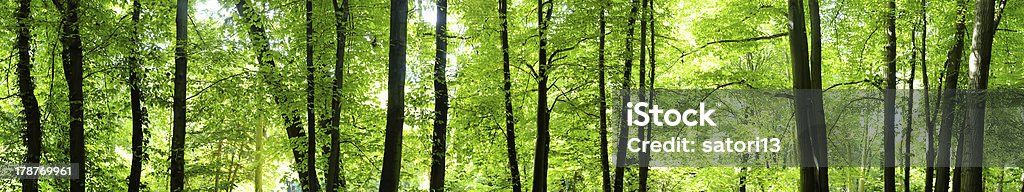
left=681, top=32, right=789, bottom=58
left=186, top=71, right=252, bottom=100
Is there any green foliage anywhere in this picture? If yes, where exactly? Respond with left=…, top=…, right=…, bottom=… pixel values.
left=0, top=0, right=1020, bottom=191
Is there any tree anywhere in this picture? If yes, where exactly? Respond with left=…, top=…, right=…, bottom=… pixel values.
left=327, top=0, right=350, bottom=191
left=883, top=0, right=897, bottom=190
left=499, top=0, right=523, bottom=190
left=922, top=0, right=935, bottom=191
left=303, top=0, right=321, bottom=191
left=52, top=0, right=87, bottom=191
left=637, top=0, right=650, bottom=189
left=127, top=0, right=150, bottom=191
left=935, top=0, right=967, bottom=191
left=906, top=25, right=917, bottom=192
left=598, top=1, right=611, bottom=191
left=959, top=0, right=997, bottom=189
left=613, top=0, right=639, bottom=190
left=532, top=0, right=554, bottom=190
left=430, top=0, right=450, bottom=189
left=785, top=0, right=829, bottom=190
left=170, top=0, right=189, bottom=190
left=379, top=0, right=409, bottom=190
left=234, top=0, right=315, bottom=190
left=15, top=0, right=41, bottom=190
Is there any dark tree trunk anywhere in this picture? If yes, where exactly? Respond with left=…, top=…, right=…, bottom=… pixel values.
left=935, top=1, right=968, bottom=190
left=303, top=0, right=321, bottom=191
left=327, top=0, right=349, bottom=191
left=598, top=2, right=611, bottom=192
left=532, top=0, right=553, bottom=190
left=807, top=0, right=829, bottom=188
left=613, top=0, right=638, bottom=190
left=959, top=0, right=996, bottom=189
left=170, top=0, right=188, bottom=191
left=15, top=0, right=41, bottom=191
left=922, top=0, right=935, bottom=191
left=128, top=0, right=149, bottom=191
left=906, top=29, right=917, bottom=192
left=637, top=0, right=649, bottom=188
left=379, top=0, right=409, bottom=190
left=499, top=0, right=522, bottom=190
left=953, top=119, right=967, bottom=192
left=430, top=0, right=450, bottom=190
left=786, top=0, right=829, bottom=190
left=883, top=0, right=897, bottom=190
left=55, top=0, right=87, bottom=191
left=234, top=0, right=314, bottom=190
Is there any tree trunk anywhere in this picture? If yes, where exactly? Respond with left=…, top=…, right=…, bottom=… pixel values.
left=953, top=117, right=967, bottom=192
left=233, top=0, right=314, bottom=190
left=613, top=0, right=638, bottom=190
left=959, top=0, right=996, bottom=189
left=922, top=0, right=934, bottom=191
left=55, top=0, right=88, bottom=191
left=170, top=0, right=188, bottom=191
left=379, top=0, right=409, bottom=190
left=327, top=0, right=349, bottom=191
left=499, top=0, right=522, bottom=190
left=598, top=3, right=611, bottom=191
left=128, top=0, right=148, bottom=191
left=786, top=0, right=829, bottom=190
left=430, top=0, right=450, bottom=190
left=906, top=28, right=917, bottom=192
left=807, top=0, right=830, bottom=189
left=637, top=0, right=649, bottom=188
left=303, top=0, right=321, bottom=191
left=882, top=0, right=897, bottom=190
left=935, top=1, right=968, bottom=190
left=532, top=0, right=553, bottom=190
left=15, top=0, right=41, bottom=190
left=255, top=118, right=266, bottom=192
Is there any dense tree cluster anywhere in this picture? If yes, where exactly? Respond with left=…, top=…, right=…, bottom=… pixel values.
left=0, top=0, right=1020, bottom=191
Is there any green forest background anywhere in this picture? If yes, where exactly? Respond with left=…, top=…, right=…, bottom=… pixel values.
left=0, top=0, right=1022, bottom=191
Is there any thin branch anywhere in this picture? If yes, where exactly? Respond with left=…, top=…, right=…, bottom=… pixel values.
left=699, top=80, right=753, bottom=102
left=0, top=94, right=16, bottom=101
left=186, top=71, right=252, bottom=100
left=681, top=32, right=789, bottom=58
left=824, top=79, right=876, bottom=92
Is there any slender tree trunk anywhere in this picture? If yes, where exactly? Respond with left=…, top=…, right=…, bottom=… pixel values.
left=430, top=0, right=450, bottom=190
left=170, top=0, right=189, bottom=191
left=786, top=0, right=829, bottom=190
left=959, top=0, right=996, bottom=189
left=613, top=0, right=638, bottom=190
left=597, top=3, right=611, bottom=191
left=55, top=0, right=87, bottom=191
left=327, top=0, right=349, bottom=191
left=499, top=0, right=522, bottom=190
left=953, top=117, right=967, bottom=192
left=379, top=0, right=409, bottom=190
left=906, top=28, right=917, bottom=192
left=637, top=0, right=649, bottom=188
left=234, top=0, right=314, bottom=189
left=935, top=1, right=968, bottom=190
left=806, top=0, right=830, bottom=189
left=303, top=0, right=321, bottom=191
left=922, top=0, right=935, bottom=190
left=15, top=0, right=41, bottom=190
left=532, top=0, right=553, bottom=190
left=255, top=118, right=265, bottom=192
left=883, top=0, right=898, bottom=190
left=128, top=0, right=149, bottom=191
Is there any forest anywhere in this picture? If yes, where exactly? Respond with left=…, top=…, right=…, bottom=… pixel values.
left=0, top=0, right=1022, bottom=191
